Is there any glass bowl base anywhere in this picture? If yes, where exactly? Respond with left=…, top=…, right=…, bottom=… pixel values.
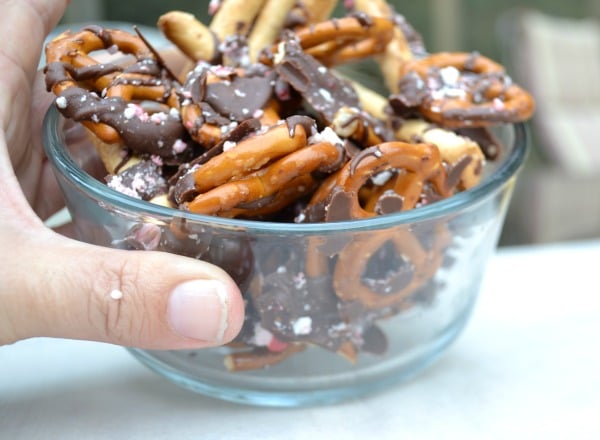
left=128, top=304, right=472, bottom=407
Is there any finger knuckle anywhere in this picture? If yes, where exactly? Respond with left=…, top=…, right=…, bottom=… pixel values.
left=87, top=255, right=152, bottom=346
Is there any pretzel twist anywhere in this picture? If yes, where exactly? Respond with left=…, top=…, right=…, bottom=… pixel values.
left=180, top=103, right=226, bottom=147
left=396, top=52, right=536, bottom=128
left=247, top=0, right=298, bottom=62
left=307, top=142, right=450, bottom=221
left=105, top=72, right=179, bottom=108
left=44, top=26, right=186, bottom=156
left=291, top=15, right=395, bottom=66
left=45, top=26, right=153, bottom=80
left=333, top=224, right=451, bottom=309
left=361, top=172, right=424, bottom=212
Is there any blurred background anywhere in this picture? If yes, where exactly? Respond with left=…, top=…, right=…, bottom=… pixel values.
left=58, top=0, right=600, bottom=246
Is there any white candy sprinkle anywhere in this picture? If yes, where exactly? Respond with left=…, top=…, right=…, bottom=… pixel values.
left=445, top=88, right=467, bottom=99
left=371, top=169, right=393, bottom=186
left=123, top=106, right=137, bottom=119
left=439, top=66, right=460, bottom=85
left=493, top=97, right=505, bottom=109
left=172, top=139, right=187, bottom=154
left=309, top=126, right=343, bottom=146
left=223, top=140, right=237, bottom=151
left=292, top=317, right=312, bottom=335
left=293, top=272, right=307, bottom=289
left=318, top=88, right=333, bottom=102
left=55, top=96, right=67, bottom=109
left=251, top=323, right=274, bottom=347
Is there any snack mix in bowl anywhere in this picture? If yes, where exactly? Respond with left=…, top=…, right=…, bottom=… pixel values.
left=42, top=0, right=534, bottom=406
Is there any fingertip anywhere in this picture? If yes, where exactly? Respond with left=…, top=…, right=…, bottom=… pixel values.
left=166, top=277, right=245, bottom=346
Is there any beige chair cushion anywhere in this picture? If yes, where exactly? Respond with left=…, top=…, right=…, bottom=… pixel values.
left=513, top=10, right=600, bottom=175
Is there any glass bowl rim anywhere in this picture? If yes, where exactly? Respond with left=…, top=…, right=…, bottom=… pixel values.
left=42, top=105, right=528, bottom=234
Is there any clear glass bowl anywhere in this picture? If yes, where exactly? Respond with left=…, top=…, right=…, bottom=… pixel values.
left=43, top=105, right=528, bottom=407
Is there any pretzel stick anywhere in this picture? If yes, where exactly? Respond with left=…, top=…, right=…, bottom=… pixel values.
left=297, top=0, right=339, bottom=24
left=209, top=0, right=266, bottom=40
left=188, top=141, right=341, bottom=216
left=247, top=0, right=297, bottom=62
left=334, top=73, right=388, bottom=120
left=395, top=119, right=485, bottom=190
left=158, top=11, right=218, bottom=63
left=353, top=0, right=416, bottom=93
left=86, top=130, right=139, bottom=174
left=192, top=122, right=311, bottom=193
left=331, top=106, right=384, bottom=147
left=224, top=344, right=306, bottom=371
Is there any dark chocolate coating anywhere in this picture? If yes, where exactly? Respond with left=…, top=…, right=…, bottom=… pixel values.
left=275, top=39, right=360, bottom=123
left=55, top=86, right=187, bottom=158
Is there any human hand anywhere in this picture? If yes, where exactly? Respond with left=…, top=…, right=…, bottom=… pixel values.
left=0, top=0, right=244, bottom=349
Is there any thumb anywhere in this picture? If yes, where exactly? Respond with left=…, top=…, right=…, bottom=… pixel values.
left=1, top=231, right=245, bottom=349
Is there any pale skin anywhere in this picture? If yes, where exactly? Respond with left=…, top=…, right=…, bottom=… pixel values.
left=0, top=0, right=245, bottom=349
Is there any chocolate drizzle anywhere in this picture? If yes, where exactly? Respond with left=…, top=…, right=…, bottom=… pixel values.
left=82, top=25, right=116, bottom=48
left=133, top=25, right=180, bottom=81
left=350, top=145, right=383, bottom=175
left=284, top=114, right=317, bottom=137
left=44, top=61, right=121, bottom=85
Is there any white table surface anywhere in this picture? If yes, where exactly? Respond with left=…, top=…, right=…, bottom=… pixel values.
left=2, top=239, right=600, bottom=439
